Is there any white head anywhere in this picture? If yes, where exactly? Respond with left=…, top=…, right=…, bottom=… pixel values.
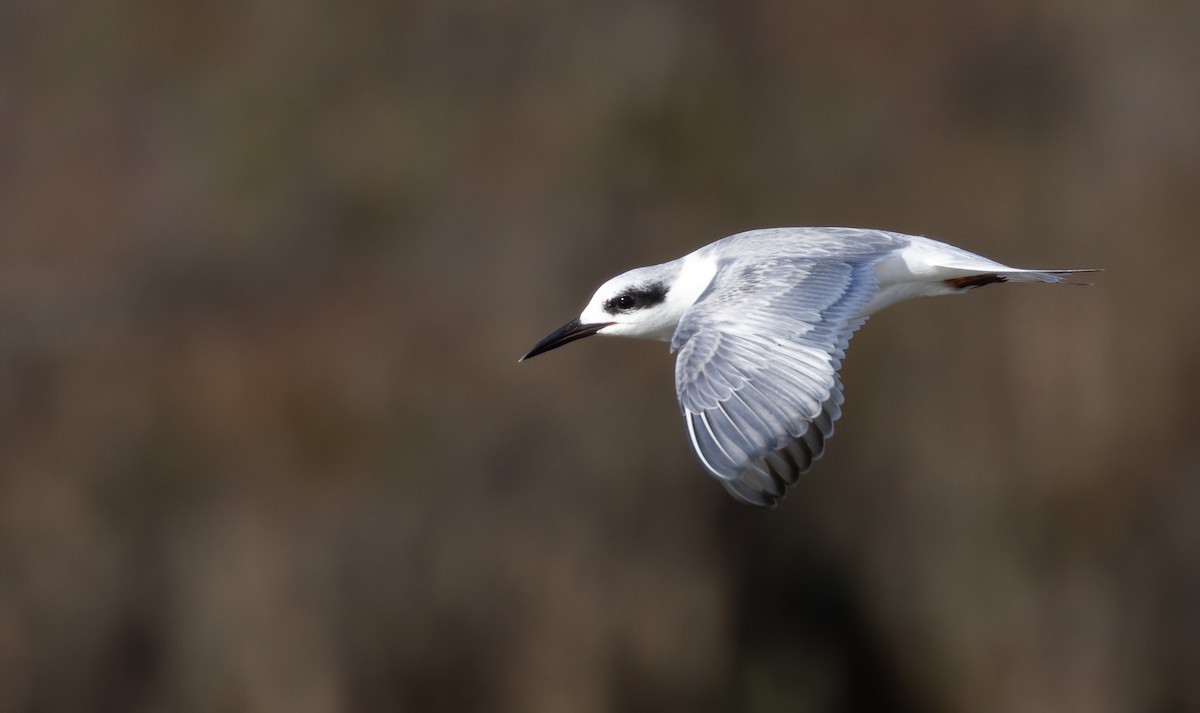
left=521, top=259, right=711, bottom=360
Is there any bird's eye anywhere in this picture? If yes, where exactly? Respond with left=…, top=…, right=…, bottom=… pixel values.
left=615, top=295, right=636, bottom=310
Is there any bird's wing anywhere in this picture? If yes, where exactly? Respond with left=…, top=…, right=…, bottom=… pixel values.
left=671, top=256, right=880, bottom=506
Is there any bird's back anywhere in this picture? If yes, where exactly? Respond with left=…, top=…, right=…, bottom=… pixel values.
left=697, top=227, right=910, bottom=264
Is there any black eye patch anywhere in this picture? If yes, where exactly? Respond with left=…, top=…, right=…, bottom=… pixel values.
left=604, top=282, right=668, bottom=314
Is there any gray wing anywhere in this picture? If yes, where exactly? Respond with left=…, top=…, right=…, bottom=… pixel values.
left=671, top=256, right=880, bottom=507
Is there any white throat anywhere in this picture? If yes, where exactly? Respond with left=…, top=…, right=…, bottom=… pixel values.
left=582, top=253, right=719, bottom=342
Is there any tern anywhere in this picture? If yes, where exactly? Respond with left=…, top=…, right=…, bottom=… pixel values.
left=521, top=227, right=1096, bottom=507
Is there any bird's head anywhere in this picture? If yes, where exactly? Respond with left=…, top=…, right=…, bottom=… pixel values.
left=521, top=264, right=689, bottom=361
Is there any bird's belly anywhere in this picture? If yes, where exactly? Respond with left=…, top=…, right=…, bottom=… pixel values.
left=860, top=252, right=959, bottom=315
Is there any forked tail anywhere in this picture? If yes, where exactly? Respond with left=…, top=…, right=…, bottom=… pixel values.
left=946, top=268, right=1101, bottom=289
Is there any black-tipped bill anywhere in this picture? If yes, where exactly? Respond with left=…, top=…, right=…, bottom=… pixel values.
left=520, top=319, right=611, bottom=361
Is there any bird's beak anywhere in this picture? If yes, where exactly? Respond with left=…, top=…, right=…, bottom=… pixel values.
left=520, top=318, right=612, bottom=361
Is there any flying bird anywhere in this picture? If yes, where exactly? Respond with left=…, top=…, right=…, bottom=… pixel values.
left=521, top=227, right=1096, bottom=507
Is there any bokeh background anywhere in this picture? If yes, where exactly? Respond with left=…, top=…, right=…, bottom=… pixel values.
left=2, top=0, right=1198, bottom=711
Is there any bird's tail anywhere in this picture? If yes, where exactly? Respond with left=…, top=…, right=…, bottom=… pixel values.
left=999, top=268, right=1102, bottom=285
left=945, top=268, right=1101, bottom=289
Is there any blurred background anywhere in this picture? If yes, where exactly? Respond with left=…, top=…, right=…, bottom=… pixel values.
left=1, top=0, right=1197, bottom=711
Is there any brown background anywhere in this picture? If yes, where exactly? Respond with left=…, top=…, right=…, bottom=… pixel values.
left=2, top=0, right=1197, bottom=711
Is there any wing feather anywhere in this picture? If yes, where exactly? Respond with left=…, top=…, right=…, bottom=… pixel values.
left=673, top=256, right=881, bottom=506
